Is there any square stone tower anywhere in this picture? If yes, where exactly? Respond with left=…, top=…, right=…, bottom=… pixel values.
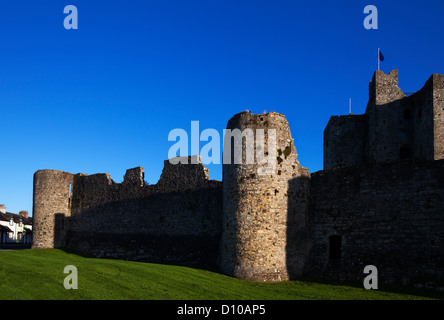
left=324, top=70, right=444, bottom=170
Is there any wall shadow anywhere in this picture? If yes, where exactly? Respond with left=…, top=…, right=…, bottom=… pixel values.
left=52, top=185, right=223, bottom=269
left=286, top=174, right=312, bottom=280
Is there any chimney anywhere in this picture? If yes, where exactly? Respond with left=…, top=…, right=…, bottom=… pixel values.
left=0, top=205, right=5, bottom=214
left=19, top=210, right=29, bottom=218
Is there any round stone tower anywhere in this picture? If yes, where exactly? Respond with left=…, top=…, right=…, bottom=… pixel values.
left=220, top=111, right=310, bottom=282
left=32, top=170, right=73, bottom=249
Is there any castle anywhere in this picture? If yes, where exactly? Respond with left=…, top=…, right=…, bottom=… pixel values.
left=32, top=70, right=444, bottom=284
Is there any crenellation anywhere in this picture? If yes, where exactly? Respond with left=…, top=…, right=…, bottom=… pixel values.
left=368, top=69, right=405, bottom=106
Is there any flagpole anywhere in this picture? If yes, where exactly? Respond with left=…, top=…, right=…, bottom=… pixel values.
left=378, top=48, right=380, bottom=71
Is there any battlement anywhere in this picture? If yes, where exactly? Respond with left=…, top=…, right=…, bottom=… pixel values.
left=370, top=69, right=399, bottom=87
left=368, top=69, right=405, bottom=106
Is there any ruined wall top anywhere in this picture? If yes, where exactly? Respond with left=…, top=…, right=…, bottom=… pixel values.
left=225, top=110, right=299, bottom=166
left=123, top=167, right=145, bottom=187
left=433, top=73, right=444, bottom=88
left=157, top=155, right=213, bottom=191
left=227, top=111, right=289, bottom=130
left=424, top=73, right=444, bottom=90
left=368, top=70, right=405, bottom=106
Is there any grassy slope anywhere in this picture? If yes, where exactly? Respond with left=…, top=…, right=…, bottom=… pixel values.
left=0, top=249, right=441, bottom=300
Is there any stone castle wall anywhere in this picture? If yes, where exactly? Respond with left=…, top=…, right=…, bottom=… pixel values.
left=307, top=159, right=444, bottom=283
left=323, top=114, right=367, bottom=170
left=430, top=74, right=444, bottom=159
left=33, top=156, right=223, bottom=267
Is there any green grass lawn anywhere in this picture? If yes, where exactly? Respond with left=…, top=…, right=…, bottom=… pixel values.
left=0, top=249, right=441, bottom=300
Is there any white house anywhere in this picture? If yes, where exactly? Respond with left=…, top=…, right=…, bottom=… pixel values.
left=0, top=206, right=32, bottom=245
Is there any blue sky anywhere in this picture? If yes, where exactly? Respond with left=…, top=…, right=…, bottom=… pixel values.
left=1, top=0, right=443, bottom=215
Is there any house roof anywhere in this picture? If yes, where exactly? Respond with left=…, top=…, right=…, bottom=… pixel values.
left=0, top=212, right=32, bottom=225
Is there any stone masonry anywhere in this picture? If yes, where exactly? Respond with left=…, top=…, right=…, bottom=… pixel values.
left=220, top=111, right=310, bottom=281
